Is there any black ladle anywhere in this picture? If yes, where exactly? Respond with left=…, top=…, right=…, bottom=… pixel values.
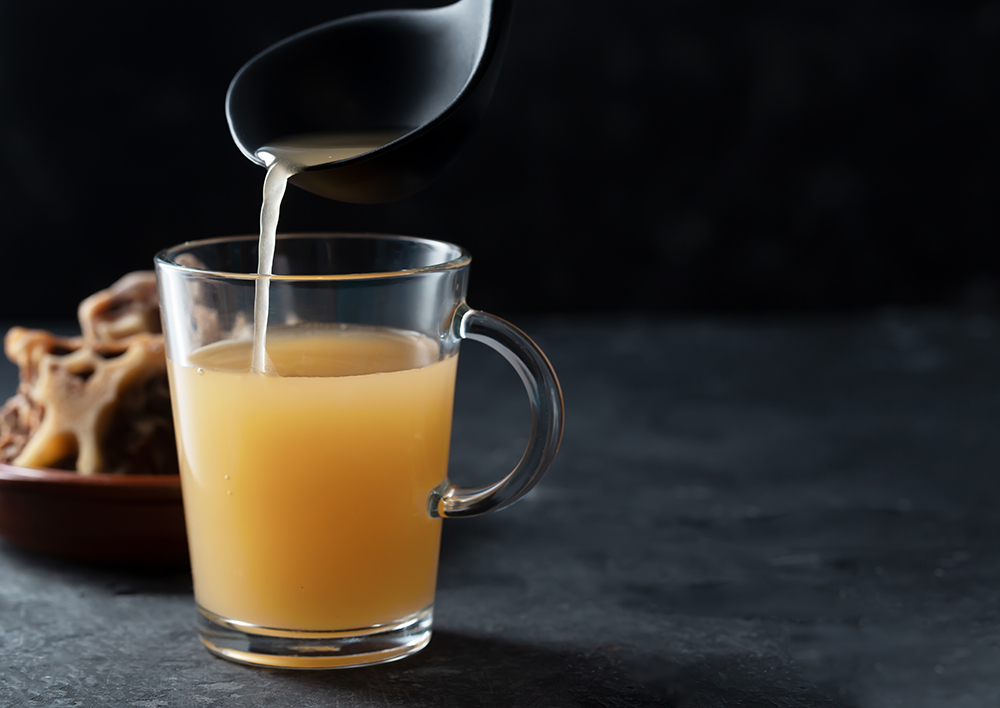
left=225, top=0, right=514, bottom=204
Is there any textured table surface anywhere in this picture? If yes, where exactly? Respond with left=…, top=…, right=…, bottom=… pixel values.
left=1, top=313, right=999, bottom=707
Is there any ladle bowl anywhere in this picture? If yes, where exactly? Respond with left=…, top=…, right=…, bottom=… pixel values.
left=226, top=0, right=513, bottom=203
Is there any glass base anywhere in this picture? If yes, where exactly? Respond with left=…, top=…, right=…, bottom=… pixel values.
left=197, top=604, right=433, bottom=669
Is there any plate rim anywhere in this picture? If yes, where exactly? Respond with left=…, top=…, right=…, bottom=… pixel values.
left=0, top=461, right=181, bottom=490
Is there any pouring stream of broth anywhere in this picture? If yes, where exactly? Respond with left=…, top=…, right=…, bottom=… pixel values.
left=251, top=130, right=408, bottom=374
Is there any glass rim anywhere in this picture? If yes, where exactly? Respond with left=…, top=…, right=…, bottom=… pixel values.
left=154, top=232, right=472, bottom=282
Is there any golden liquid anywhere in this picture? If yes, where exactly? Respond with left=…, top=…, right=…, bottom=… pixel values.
left=168, top=326, right=456, bottom=631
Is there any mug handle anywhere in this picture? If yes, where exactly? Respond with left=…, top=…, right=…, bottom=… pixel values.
left=428, top=306, right=565, bottom=518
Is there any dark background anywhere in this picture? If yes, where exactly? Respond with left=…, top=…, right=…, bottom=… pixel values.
left=0, top=1, right=997, bottom=320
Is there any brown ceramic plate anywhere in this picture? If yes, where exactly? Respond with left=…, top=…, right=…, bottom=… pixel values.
left=0, top=463, right=187, bottom=565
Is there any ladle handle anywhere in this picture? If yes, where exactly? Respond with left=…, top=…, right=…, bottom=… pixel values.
left=428, top=306, right=564, bottom=518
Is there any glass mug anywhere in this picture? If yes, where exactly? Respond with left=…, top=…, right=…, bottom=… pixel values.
left=154, top=234, right=563, bottom=669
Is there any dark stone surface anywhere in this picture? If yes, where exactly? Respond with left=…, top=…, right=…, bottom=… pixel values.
left=1, top=313, right=1000, bottom=706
